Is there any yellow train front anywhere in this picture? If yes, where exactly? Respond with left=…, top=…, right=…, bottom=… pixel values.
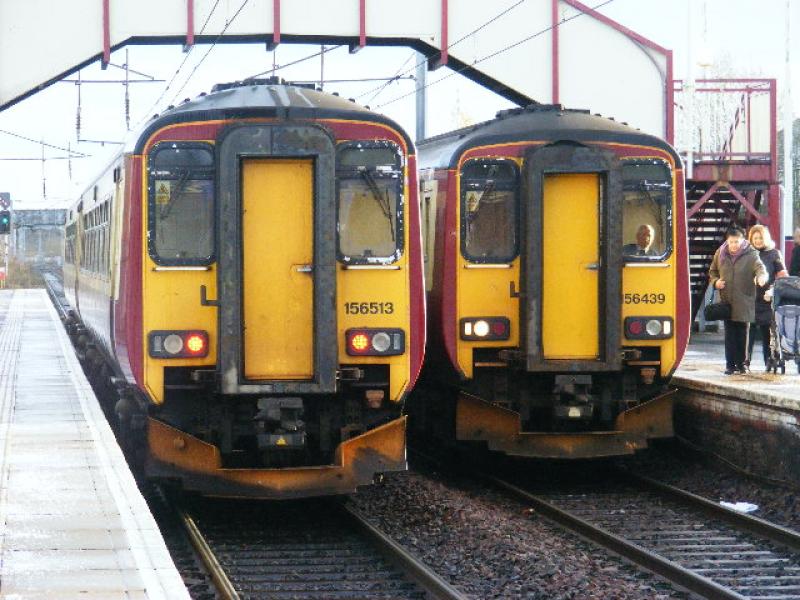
left=415, top=104, right=689, bottom=459
left=63, top=80, right=425, bottom=498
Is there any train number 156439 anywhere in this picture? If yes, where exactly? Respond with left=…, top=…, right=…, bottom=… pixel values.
left=624, top=293, right=666, bottom=304
left=344, top=301, right=394, bottom=315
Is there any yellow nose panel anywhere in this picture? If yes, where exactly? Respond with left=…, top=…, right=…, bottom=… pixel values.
left=542, top=173, right=600, bottom=360
left=242, top=158, right=314, bottom=380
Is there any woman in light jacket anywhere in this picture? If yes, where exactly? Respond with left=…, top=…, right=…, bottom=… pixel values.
left=708, top=225, right=768, bottom=375
left=747, top=225, right=788, bottom=369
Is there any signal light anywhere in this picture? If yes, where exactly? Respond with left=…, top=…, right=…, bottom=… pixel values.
left=149, top=330, right=209, bottom=358
left=346, top=328, right=405, bottom=356
left=460, top=317, right=511, bottom=341
left=624, top=317, right=673, bottom=340
left=0, top=210, right=10, bottom=235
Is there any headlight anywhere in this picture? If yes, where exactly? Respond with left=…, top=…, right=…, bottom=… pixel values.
left=460, top=317, right=510, bottom=341
left=371, top=331, right=392, bottom=352
left=149, top=330, right=209, bottom=358
left=645, top=319, right=663, bottom=336
left=473, top=320, right=490, bottom=337
left=624, top=317, right=673, bottom=340
left=163, top=334, right=184, bottom=355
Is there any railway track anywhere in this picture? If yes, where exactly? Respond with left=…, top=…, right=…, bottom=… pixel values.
left=489, top=470, right=800, bottom=600
left=177, top=497, right=465, bottom=600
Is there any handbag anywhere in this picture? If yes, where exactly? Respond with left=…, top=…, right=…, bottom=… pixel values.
left=704, top=289, right=731, bottom=321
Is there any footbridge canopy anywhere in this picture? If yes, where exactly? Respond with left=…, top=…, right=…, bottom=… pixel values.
left=0, top=0, right=672, bottom=140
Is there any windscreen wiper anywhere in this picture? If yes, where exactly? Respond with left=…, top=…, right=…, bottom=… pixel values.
left=360, top=168, right=395, bottom=242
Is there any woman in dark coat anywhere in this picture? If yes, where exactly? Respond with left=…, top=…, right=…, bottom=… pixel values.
left=747, top=225, right=788, bottom=368
left=708, top=225, right=768, bottom=375
left=789, top=228, right=800, bottom=276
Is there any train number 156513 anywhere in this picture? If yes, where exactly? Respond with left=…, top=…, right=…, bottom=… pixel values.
left=344, top=301, right=394, bottom=315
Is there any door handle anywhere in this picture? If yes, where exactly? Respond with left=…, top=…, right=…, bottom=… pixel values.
left=585, top=262, right=600, bottom=271
left=295, top=264, right=313, bottom=273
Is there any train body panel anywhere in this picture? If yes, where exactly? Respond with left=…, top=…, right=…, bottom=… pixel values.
left=416, top=105, right=689, bottom=459
left=63, top=81, right=424, bottom=498
left=65, top=157, right=124, bottom=364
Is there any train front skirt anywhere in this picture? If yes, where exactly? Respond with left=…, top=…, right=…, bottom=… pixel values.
left=146, top=416, right=407, bottom=499
left=455, top=391, right=674, bottom=459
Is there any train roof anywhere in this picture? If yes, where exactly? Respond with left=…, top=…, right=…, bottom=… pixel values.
left=132, top=78, right=412, bottom=153
left=417, top=104, right=680, bottom=170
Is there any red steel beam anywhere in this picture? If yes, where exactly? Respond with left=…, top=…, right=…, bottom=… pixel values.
left=768, top=78, right=780, bottom=239
left=102, top=0, right=110, bottom=69
left=726, top=182, right=766, bottom=222
left=746, top=89, right=752, bottom=155
left=350, top=0, right=366, bottom=53
left=665, top=49, right=674, bottom=145
left=360, top=0, right=366, bottom=48
left=439, top=0, right=448, bottom=66
left=185, top=0, right=195, bottom=50
left=687, top=182, right=722, bottom=219
left=769, top=79, right=777, bottom=183
left=267, top=0, right=280, bottom=50
left=551, top=0, right=559, bottom=104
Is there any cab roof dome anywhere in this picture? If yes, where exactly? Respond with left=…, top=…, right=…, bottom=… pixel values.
left=133, top=77, right=411, bottom=153
left=417, top=104, right=679, bottom=170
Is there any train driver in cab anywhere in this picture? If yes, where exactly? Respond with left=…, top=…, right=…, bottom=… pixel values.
left=623, top=224, right=657, bottom=257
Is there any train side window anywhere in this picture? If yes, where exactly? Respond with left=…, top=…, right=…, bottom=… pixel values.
left=336, top=142, right=404, bottom=263
left=148, top=143, right=215, bottom=265
left=622, top=160, right=673, bottom=261
left=460, top=159, right=519, bottom=263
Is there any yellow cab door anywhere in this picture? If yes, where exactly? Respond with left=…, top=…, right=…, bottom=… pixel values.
left=542, top=173, right=600, bottom=359
left=242, top=158, right=314, bottom=380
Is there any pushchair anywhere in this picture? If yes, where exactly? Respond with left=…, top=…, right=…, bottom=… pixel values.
left=770, top=276, right=800, bottom=374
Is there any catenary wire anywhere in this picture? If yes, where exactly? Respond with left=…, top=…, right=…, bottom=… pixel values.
left=375, top=0, right=617, bottom=109
left=167, top=0, right=253, bottom=106
left=360, top=50, right=418, bottom=106
left=356, top=0, right=530, bottom=104
left=133, top=0, right=223, bottom=128
left=243, top=45, right=343, bottom=81
left=0, top=129, right=88, bottom=157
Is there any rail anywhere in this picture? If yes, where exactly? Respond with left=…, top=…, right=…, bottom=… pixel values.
left=486, top=472, right=800, bottom=600
left=175, top=497, right=466, bottom=600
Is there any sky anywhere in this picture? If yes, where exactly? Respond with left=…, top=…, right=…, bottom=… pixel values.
left=0, top=0, right=797, bottom=208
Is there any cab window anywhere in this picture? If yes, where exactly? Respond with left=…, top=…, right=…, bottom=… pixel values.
left=148, top=143, right=214, bottom=265
left=336, top=142, right=404, bottom=263
left=460, top=159, right=519, bottom=262
left=622, top=160, right=672, bottom=261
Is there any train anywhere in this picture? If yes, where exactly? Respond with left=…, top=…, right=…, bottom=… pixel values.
left=412, top=104, right=689, bottom=459
left=62, top=79, right=425, bottom=499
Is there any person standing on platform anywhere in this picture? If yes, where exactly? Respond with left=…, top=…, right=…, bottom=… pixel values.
left=708, top=225, right=768, bottom=375
left=746, top=225, right=788, bottom=369
left=789, top=228, right=800, bottom=276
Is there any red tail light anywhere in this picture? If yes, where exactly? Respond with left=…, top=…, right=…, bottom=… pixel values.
left=185, top=334, right=206, bottom=355
left=627, top=319, right=643, bottom=336
left=350, top=333, right=370, bottom=352
left=346, top=329, right=405, bottom=356
left=149, top=330, right=209, bottom=358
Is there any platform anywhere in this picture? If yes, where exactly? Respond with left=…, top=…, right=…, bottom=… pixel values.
left=673, top=326, right=800, bottom=485
left=0, top=289, right=189, bottom=599
left=674, top=328, right=800, bottom=410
